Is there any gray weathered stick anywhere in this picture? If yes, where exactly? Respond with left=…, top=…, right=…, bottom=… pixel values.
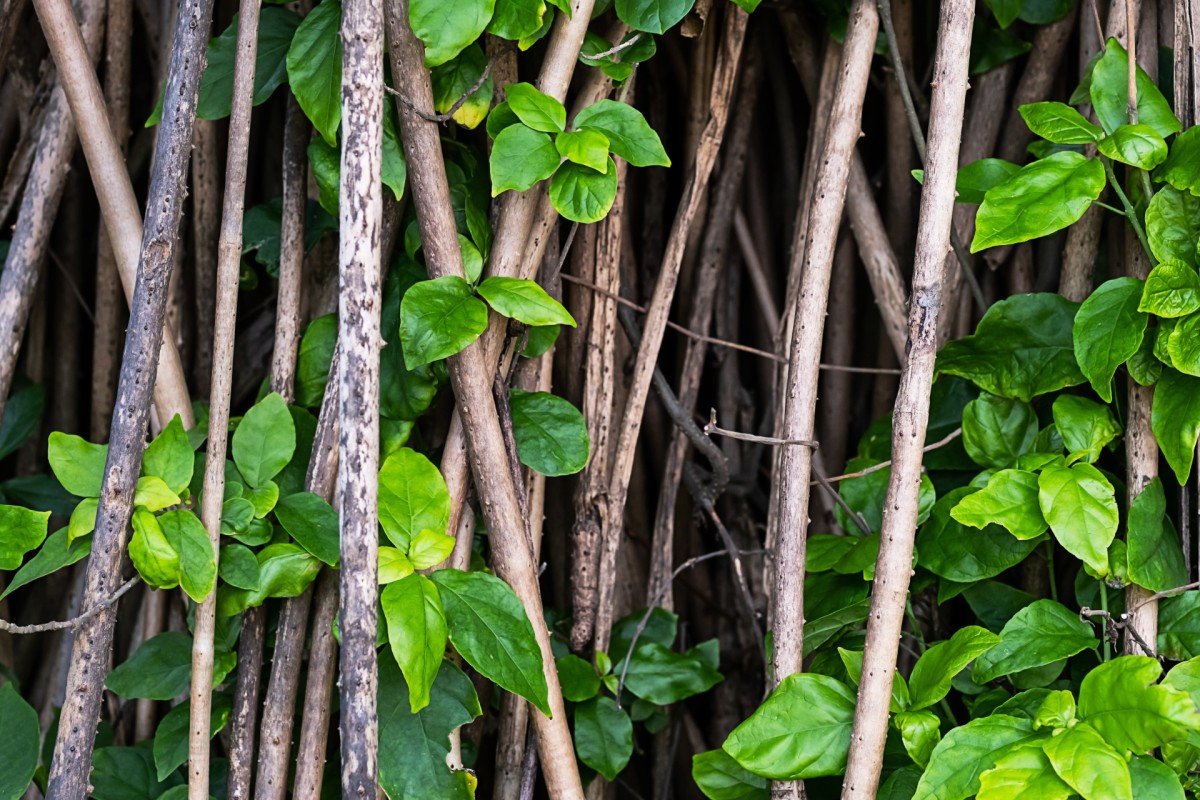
left=840, top=1, right=973, bottom=795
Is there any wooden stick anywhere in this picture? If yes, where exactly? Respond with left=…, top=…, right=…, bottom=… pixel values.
left=841, top=2, right=972, bottom=794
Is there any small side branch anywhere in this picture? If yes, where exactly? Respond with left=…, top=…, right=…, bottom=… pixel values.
left=0, top=576, right=139, bottom=635
left=705, top=410, right=818, bottom=448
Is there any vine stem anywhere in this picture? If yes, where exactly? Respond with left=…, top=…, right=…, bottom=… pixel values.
left=1102, top=157, right=1152, bottom=258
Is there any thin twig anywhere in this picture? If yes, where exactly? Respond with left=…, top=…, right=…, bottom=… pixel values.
left=48, top=248, right=96, bottom=323
left=385, top=58, right=494, bottom=124
left=811, top=466, right=872, bottom=536
left=1127, top=580, right=1200, bottom=613
left=585, top=32, right=642, bottom=61
left=705, top=410, right=818, bottom=448
left=0, top=576, right=139, bottom=634
left=814, top=427, right=963, bottom=486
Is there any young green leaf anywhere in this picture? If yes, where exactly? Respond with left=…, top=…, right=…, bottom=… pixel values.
left=0, top=504, right=49, bottom=570
left=574, top=99, right=670, bottom=167
left=1052, top=395, right=1121, bottom=464
left=430, top=44, right=494, bottom=129
left=950, top=470, right=1047, bottom=540
left=723, top=673, right=855, bottom=780
left=912, top=715, right=1042, bottom=800
left=378, top=546, right=415, bottom=584
left=48, top=431, right=108, bottom=498
left=908, top=626, right=1000, bottom=711
left=556, top=128, right=610, bottom=172
left=400, top=276, right=488, bottom=369
left=1, top=528, right=90, bottom=600
left=961, top=393, right=1039, bottom=468
left=914, top=157, right=1023, bottom=205
left=1080, top=655, right=1200, bottom=753
left=1090, top=38, right=1181, bottom=138
left=1146, top=185, right=1200, bottom=267
left=285, top=0, right=342, bottom=144
left=972, top=600, right=1098, bottom=683
left=142, top=415, right=194, bottom=494
left=549, top=157, right=619, bottom=223
left=1072, top=277, right=1147, bottom=403
left=428, top=568, right=550, bottom=716
left=159, top=510, right=216, bottom=603
left=274, top=491, right=340, bottom=566
left=1095, top=123, right=1168, bottom=169
left=134, top=476, right=182, bottom=512
left=1141, top=259, right=1200, bottom=318
left=476, top=277, right=576, bottom=327
left=232, top=392, right=296, bottom=488
left=1152, top=369, right=1200, bottom=484
left=977, top=745, right=1072, bottom=800
left=509, top=389, right=590, bottom=476
left=1038, top=462, right=1118, bottom=576
left=1018, top=101, right=1103, bottom=144
left=971, top=152, right=1105, bottom=252
left=485, top=100, right=521, bottom=139
left=409, top=0, right=497, bottom=67
left=130, top=509, right=181, bottom=590
left=382, top=574, right=447, bottom=713
left=378, top=658, right=480, bottom=800
left=936, top=293, right=1084, bottom=402
left=692, top=748, right=768, bottom=800
left=1044, top=721, right=1132, bottom=800
left=894, top=710, right=941, bottom=769
left=614, top=0, right=693, bottom=34
left=504, top=82, right=566, bottom=133
left=407, top=529, right=455, bottom=570
left=574, top=696, right=634, bottom=780
left=378, top=448, right=450, bottom=550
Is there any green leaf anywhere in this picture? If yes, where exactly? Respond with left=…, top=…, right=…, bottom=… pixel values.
left=242, top=197, right=336, bottom=277
left=623, top=642, right=722, bottom=704
left=490, top=123, right=560, bottom=196
left=159, top=510, right=216, bottom=603
left=509, top=389, right=590, bottom=476
left=1038, top=462, right=1118, bottom=575
left=430, top=43, right=493, bottom=129
left=574, top=696, right=633, bottom=780
left=0, top=504, right=49, bottom=570
left=48, top=431, right=108, bottom=497
left=307, top=137, right=339, bottom=216
left=296, top=314, right=337, bottom=407
left=243, top=479, right=279, bottom=519
left=973, top=600, right=1097, bottom=683
left=232, top=393, right=296, bottom=488
left=1019, top=102, right=1104, bottom=144
left=378, top=448, right=450, bottom=550
left=107, top=632, right=200, bottom=700
left=91, top=747, right=183, bottom=800
left=195, top=8, right=300, bottom=120
left=916, top=158, right=1023, bottom=205
left=1146, top=186, right=1200, bottom=267
left=556, top=653, right=600, bottom=702
left=429, top=568, right=550, bottom=716
left=579, top=30, right=657, bottom=81
left=285, top=0, right=341, bottom=144
left=399, top=276, right=489, bottom=369
left=1160, top=592, right=1200, bottom=659
left=0, top=683, right=38, bottom=800
left=381, top=97, right=408, bottom=200
left=382, top=574, right=447, bottom=713
left=409, top=0, right=497, bottom=67
left=549, top=157, right=619, bottom=223
left=574, top=99, right=670, bottom=167
left=1156, top=125, right=1200, bottom=197
left=218, top=543, right=260, bottom=590
left=521, top=324, right=560, bottom=357
left=908, top=626, right=1001, bottom=711
left=1152, top=369, right=1200, bottom=484
left=378, top=546, right=414, bottom=584
left=1168, top=311, right=1200, bottom=376
left=378, top=658, right=479, bottom=800
left=134, top=476, right=182, bottom=512
left=0, top=380, right=42, bottom=461
left=477, top=277, right=576, bottom=327
left=1073, top=277, right=1148, bottom=402
left=505, top=82, right=566, bottom=133
left=1127, top=478, right=1189, bottom=592
left=985, top=0, right=1022, bottom=27
left=130, top=509, right=181, bottom=590
left=614, top=0, right=693, bottom=34
left=407, top=529, right=455, bottom=570
left=1080, top=655, right=1200, bottom=752
left=977, top=743, right=1073, bottom=800
left=962, top=393, right=1039, bottom=468
left=917, top=488, right=1041, bottom=583
left=1, top=528, right=90, bottom=600
left=970, top=18, right=1031, bottom=76
left=1097, top=123, right=1169, bottom=169
left=273, top=491, right=339, bottom=566
left=1052, top=395, right=1121, bottom=464
left=1090, top=38, right=1181, bottom=138
left=556, top=129, right=610, bottom=172
left=142, top=415, right=194, bottom=494
left=895, top=710, right=941, bottom=769
left=937, top=293, right=1084, bottom=402
left=487, top=0, right=546, bottom=40
left=952, top=470, right=1047, bottom=540
left=912, top=715, right=1042, bottom=800
left=1129, top=755, right=1185, bottom=800
left=723, top=673, right=856, bottom=780
left=1140, top=259, right=1200, bottom=318
left=971, top=152, right=1105, bottom=251
left=485, top=100, right=521, bottom=139
left=692, top=748, right=768, bottom=800
left=1043, top=721, right=1132, bottom=800
left=152, top=696, right=231, bottom=781
left=217, top=543, right=322, bottom=616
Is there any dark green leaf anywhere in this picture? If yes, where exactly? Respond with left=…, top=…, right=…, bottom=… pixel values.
left=286, top=0, right=341, bottom=144
left=1151, top=369, right=1200, bottom=484
left=1127, top=478, right=1189, bottom=592
left=1140, top=259, right=1200, bottom=318
left=1096, top=123, right=1168, bottom=169
left=1160, top=591, right=1200, bottom=659
left=1146, top=185, right=1200, bottom=267
left=574, top=99, right=669, bottom=167
left=1052, top=395, right=1121, bottom=464
left=692, top=748, right=768, bottom=800
left=549, top=157, right=619, bottom=223
left=917, top=488, right=1041, bottom=582
left=399, top=276, right=489, bottom=369
left=973, top=600, right=1097, bottom=683
left=487, top=0, right=545, bottom=40
left=509, top=389, right=589, bottom=476
left=1155, top=125, right=1200, bottom=197
left=195, top=8, right=300, bottom=120
left=218, top=543, right=260, bottom=590
left=490, top=123, right=560, bottom=196
left=623, top=643, right=722, bottom=704
left=1073, top=277, right=1148, bottom=402
left=217, top=543, right=322, bottom=616
left=505, top=82, right=566, bottom=133
left=107, top=632, right=198, bottom=700
left=1168, top=311, right=1200, bottom=376
left=91, top=746, right=183, bottom=800
left=409, top=0, right=496, bottom=67
left=985, top=0, right=1022, bottom=27
left=159, top=510, right=216, bottom=603
left=1129, top=755, right=1185, bottom=800
left=614, top=0, right=693, bottom=33
left=574, top=696, right=633, bottom=780
left=0, top=683, right=38, bottom=800
left=274, top=491, right=339, bottom=566
left=961, top=393, right=1038, bottom=468
left=0, top=380, right=42, bottom=462
left=908, top=626, right=1001, bottom=711
left=143, top=415, right=194, bottom=494
left=556, top=653, right=600, bottom=702
left=152, top=696, right=230, bottom=781
left=296, top=314, right=336, bottom=407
